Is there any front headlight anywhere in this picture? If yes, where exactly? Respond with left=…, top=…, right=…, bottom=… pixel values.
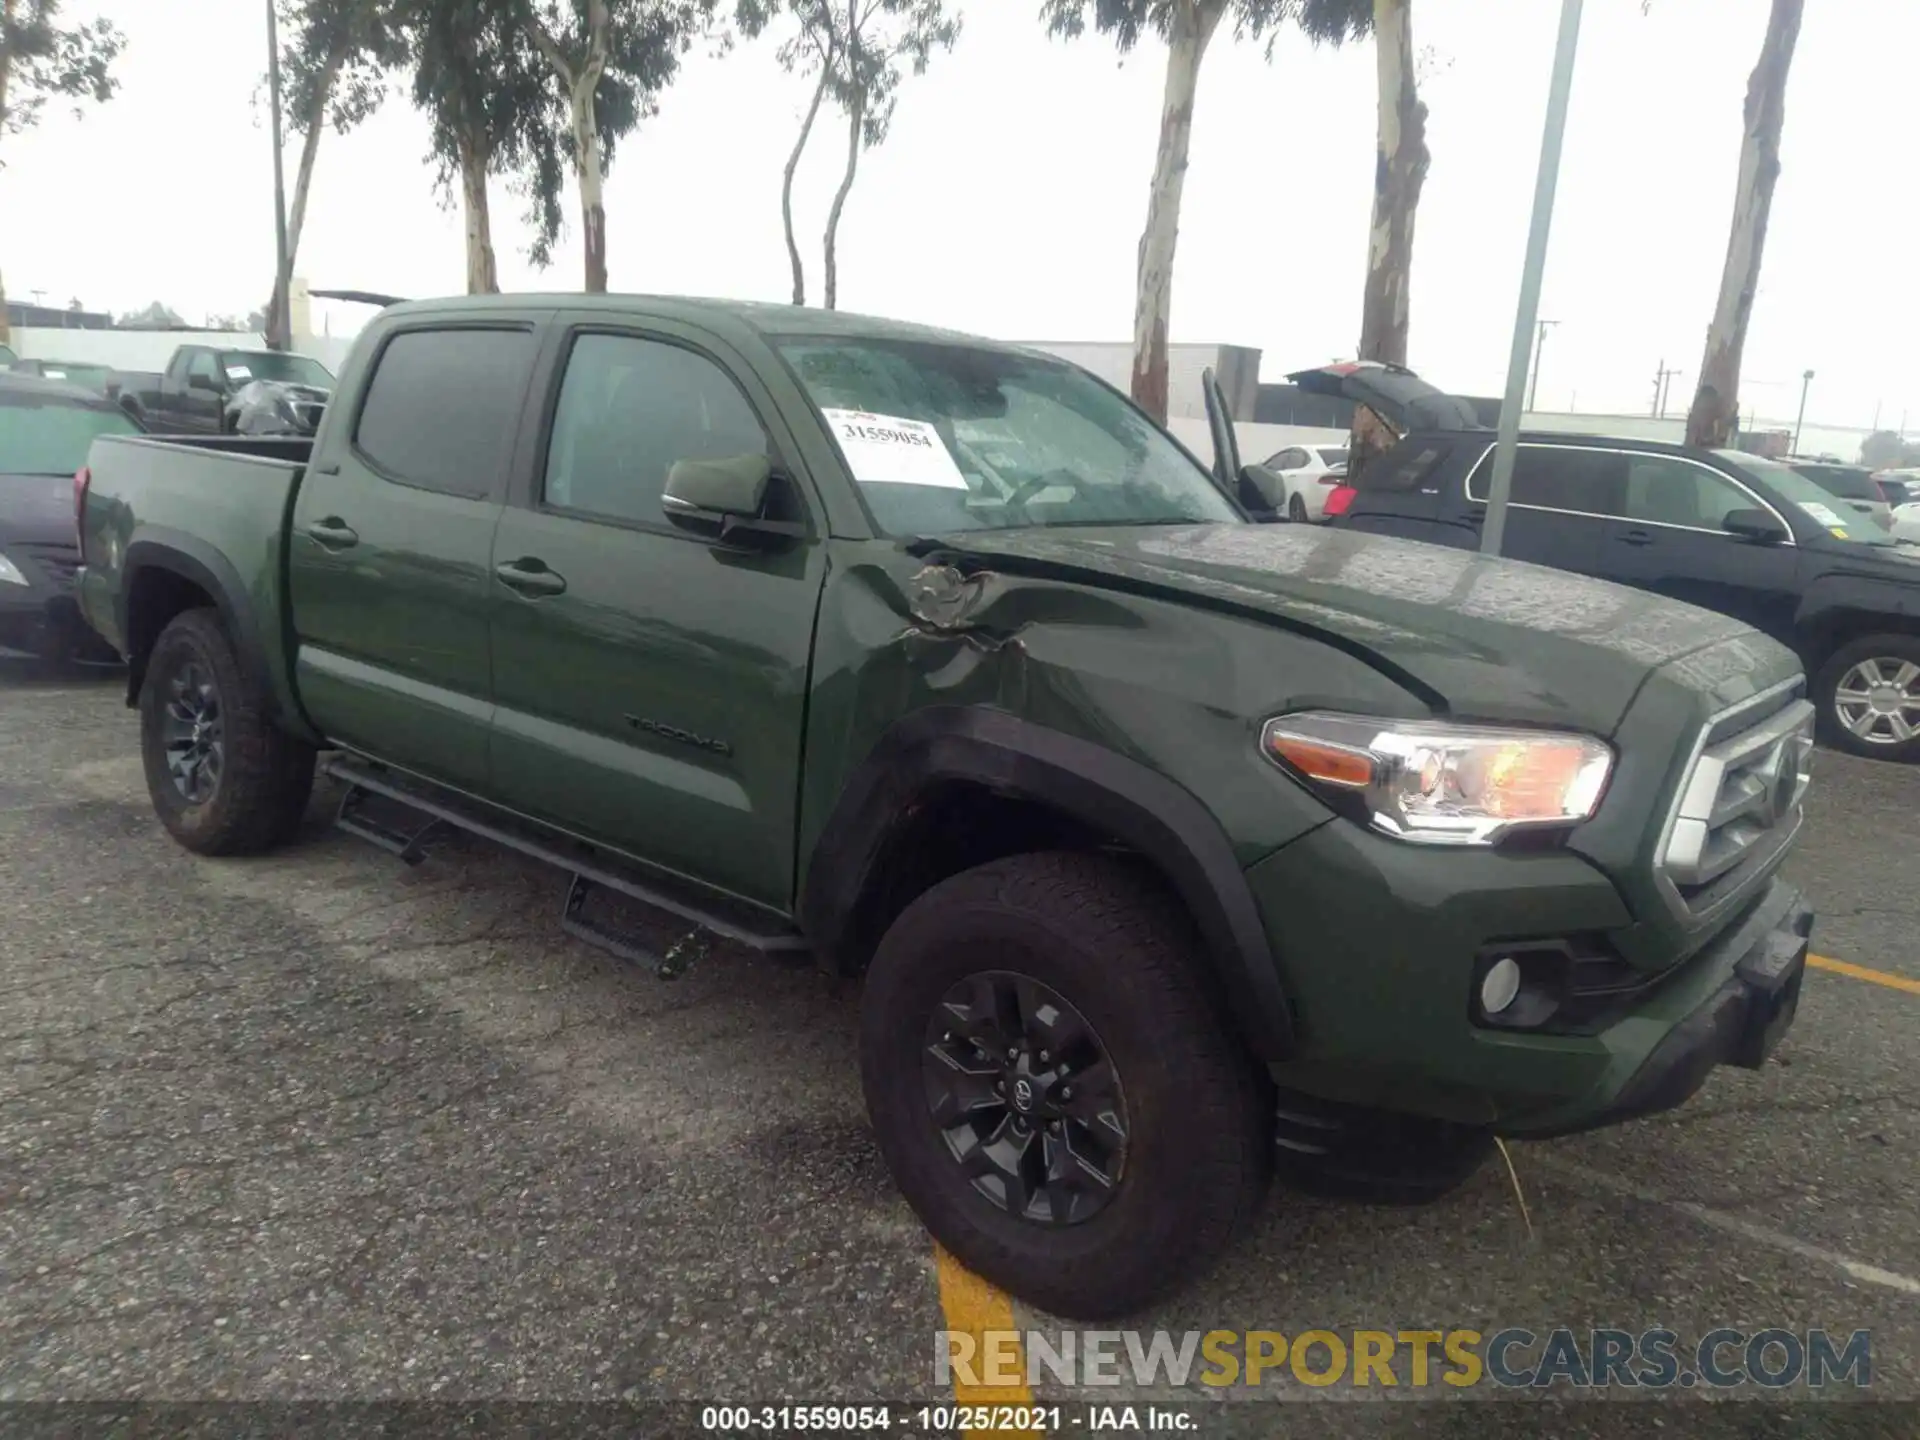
left=0, top=552, right=28, bottom=587
left=1261, top=711, right=1614, bottom=846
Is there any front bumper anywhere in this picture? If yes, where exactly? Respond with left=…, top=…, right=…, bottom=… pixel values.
left=0, top=547, right=115, bottom=661
left=1245, top=816, right=1813, bottom=1136
left=1527, top=880, right=1812, bottom=1137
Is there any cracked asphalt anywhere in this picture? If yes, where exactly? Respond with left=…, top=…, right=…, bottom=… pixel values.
left=1, top=655, right=1915, bottom=1433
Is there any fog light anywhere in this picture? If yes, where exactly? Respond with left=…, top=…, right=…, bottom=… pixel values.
left=1480, top=956, right=1522, bottom=1015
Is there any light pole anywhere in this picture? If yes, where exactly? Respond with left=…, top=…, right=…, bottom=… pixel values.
left=1792, top=368, right=1813, bottom=454
left=1527, top=319, right=1559, bottom=413
left=265, top=0, right=291, bottom=350
left=1482, top=0, right=1585, bottom=558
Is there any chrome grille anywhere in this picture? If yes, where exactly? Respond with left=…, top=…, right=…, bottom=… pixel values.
left=1656, top=681, right=1813, bottom=921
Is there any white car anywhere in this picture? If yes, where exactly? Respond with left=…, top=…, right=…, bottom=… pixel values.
left=1250, top=443, right=1349, bottom=521
left=1891, top=501, right=1920, bottom=544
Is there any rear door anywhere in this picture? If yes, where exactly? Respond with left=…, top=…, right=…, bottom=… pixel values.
left=1463, top=442, right=1631, bottom=578
left=1604, top=452, right=1802, bottom=640
left=288, top=314, right=547, bottom=791
left=485, top=315, right=828, bottom=910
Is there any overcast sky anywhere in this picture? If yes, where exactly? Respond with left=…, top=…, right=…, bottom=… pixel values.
left=4, top=0, right=1914, bottom=429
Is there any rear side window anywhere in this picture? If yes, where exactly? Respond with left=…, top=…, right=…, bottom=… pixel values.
left=1467, top=445, right=1628, bottom=514
left=354, top=327, right=535, bottom=497
left=1361, top=440, right=1454, bottom=493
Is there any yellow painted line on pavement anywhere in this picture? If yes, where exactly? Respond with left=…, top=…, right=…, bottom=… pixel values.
left=1809, top=952, right=1920, bottom=996
left=933, top=1244, right=1044, bottom=1438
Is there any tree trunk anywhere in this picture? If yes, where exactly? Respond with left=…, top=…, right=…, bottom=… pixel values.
left=1686, top=0, right=1803, bottom=449
left=822, top=88, right=864, bottom=312
left=0, top=267, right=10, bottom=349
left=784, top=62, right=833, bottom=306
left=1131, top=0, right=1225, bottom=425
left=1350, top=0, right=1429, bottom=478
left=266, top=46, right=343, bottom=349
left=457, top=123, right=499, bottom=295
left=570, top=78, right=609, bottom=293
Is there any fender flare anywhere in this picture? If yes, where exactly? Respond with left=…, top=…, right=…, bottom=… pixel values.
left=801, top=706, right=1297, bottom=1059
left=120, top=531, right=278, bottom=719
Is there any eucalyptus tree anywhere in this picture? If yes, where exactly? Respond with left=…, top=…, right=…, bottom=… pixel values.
left=521, top=0, right=717, bottom=292
left=1042, top=0, right=1361, bottom=423
left=0, top=0, right=124, bottom=344
left=267, top=0, right=404, bottom=344
left=1685, top=0, right=1804, bottom=448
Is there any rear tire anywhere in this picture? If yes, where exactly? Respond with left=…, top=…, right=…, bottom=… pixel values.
left=139, top=608, right=315, bottom=854
left=859, top=851, right=1273, bottom=1320
left=1287, top=493, right=1310, bottom=523
left=1813, top=634, right=1920, bottom=763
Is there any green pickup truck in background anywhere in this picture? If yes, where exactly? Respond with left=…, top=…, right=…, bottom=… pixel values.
left=75, top=295, right=1816, bottom=1318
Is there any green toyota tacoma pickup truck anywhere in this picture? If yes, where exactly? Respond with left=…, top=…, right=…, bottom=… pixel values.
left=75, top=295, right=1815, bottom=1318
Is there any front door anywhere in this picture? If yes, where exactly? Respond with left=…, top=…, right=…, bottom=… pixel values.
left=1605, top=452, right=1803, bottom=642
left=486, top=321, right=827, bottom=911
left=181, top=350, right=228, bottom=433
left=288, top=318, right=545, bottom=792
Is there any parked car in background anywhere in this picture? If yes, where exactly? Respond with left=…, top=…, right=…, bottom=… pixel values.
left=9, top=357, right=117, bottom=395
left=1247, top=442, right=1348, bottom=521
left=1326, top=427, right=1920, bottom=761
left=1874, top=469, right=1920, bottom=507
left=1786, top=458, right=1892, bottom=531
left=0, top=372, right=141, bottom=661
left=115, top=344, right=334, bottom=437
left=77, top=294, right=1816, bottom=1318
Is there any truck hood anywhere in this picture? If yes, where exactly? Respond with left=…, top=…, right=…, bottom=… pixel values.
left=925, top=524, right=1795, bottom=734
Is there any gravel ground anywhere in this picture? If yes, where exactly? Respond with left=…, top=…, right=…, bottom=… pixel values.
left=1, top=655, right=1914, bottom=1436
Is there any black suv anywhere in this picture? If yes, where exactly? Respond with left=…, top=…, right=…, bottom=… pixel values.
left=1324, top=428, right=1920, bottom=763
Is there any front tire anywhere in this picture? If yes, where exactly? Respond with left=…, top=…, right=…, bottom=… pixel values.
left=139, top=608, right=315, bottom=854
left=859, top=852, right=1273, bottom=1319
left=1814, top=634, right=1920, bottom=762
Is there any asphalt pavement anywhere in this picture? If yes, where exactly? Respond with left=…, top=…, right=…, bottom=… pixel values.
left=1, top=655, right=1915, bottom=1435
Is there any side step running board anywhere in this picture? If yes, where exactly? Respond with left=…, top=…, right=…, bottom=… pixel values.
left=323, top=756, right=810, bottom=977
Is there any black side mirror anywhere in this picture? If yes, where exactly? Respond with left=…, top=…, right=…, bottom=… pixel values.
left=188, top=371, right=224, bottom=393
left=1723, top=507, right=1789, bottom=544
left=661, top=454, right=804, bottom=550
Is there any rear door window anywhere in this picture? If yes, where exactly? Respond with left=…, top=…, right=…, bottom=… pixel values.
left=1468, top=445, right=1628, bottom=514
left=353, top=327, right=537, bottom=498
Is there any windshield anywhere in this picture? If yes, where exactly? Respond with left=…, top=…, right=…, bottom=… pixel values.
left=219, top=351, right=333, bottom=388
left=0, top=393, right=138, bottom=474
left=777, top=337, right=1240, bottom=535
left=1790, top=462, right=1879, bottom=502
left=31, top=362, right=112, bottom=388
left=1722, top=451, right=1896, bottom=546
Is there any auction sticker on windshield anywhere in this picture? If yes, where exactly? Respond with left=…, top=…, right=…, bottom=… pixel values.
left=822, top=408, right=968, bottom=489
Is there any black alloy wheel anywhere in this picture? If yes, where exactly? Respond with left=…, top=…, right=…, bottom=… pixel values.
left=159, top=660, right=224, bottom=803
left=923, top=970, right=1127, bottom=1226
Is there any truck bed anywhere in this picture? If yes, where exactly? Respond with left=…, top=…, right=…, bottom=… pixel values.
left=76, top=432, right=311, bottom=726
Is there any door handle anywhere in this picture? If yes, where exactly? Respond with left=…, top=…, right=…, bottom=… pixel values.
left=495, top=558, right=568, bottom=597
left=1618, top=528, right=1655, bottom=547
left=305, top=516, right=359, bottom=550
